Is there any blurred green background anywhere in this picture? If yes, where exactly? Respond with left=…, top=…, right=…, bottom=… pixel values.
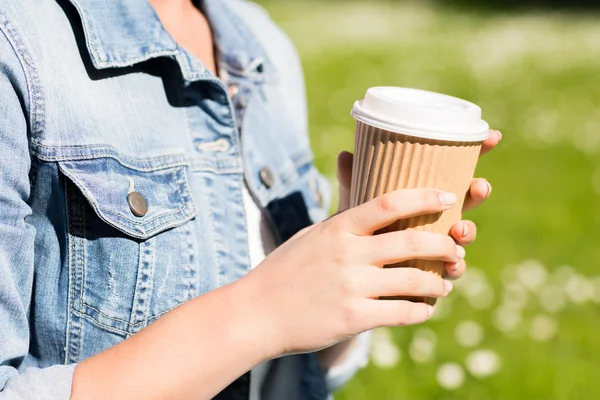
left=256, top=0, right=600, bottom=399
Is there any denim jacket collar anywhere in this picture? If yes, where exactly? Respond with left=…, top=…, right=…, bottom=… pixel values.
left=67, top=0, right=274, bottom=79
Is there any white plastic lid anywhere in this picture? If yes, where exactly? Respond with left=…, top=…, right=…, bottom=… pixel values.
left=351, top=87, right=489, bottom=142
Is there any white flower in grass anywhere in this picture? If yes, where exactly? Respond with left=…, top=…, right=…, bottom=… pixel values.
left=515, top=259, right=548, bottom=291
left=455, top=268, right=494, bottom=310
left=465, top=349, right=502, bottom=378
left=493, top=305, right=522, bottom=333
left=538, top=284, right=567, bottom=313
left=437, top=362, right=465, bottom=390
left=529, top=314, right=558, bottom=342
left=565, top=274, right=594, bottom=304
left=455, top=320, right=484, bottom=348
left=575, top=129, right=600, bottom=155
left=409, top=327, right=437, bottom=364
left=370, top=328, right=401, bottom=369
left=502, top=281, right=529, bottom=310
left=371, top=342, right=400, bottom=369
left=591, top=276, right=600, bottom=304
left=454, top=267, right=486, bottom=293
left=467, top=288, right=495, bottom=310
left=550, top=265, right=576, bottom=284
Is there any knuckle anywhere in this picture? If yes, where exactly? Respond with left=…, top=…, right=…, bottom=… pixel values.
left=393, top=305, right=414, bottom=326
left=321, top=218, right=344, bottom=238
left=332, top=237, right=353, bottom=265
left=376, top=193, right=396, bottom=214
left=403, top=230, right=422, bottom=253
left=339, top=270, right=360, bottom=296
left=403, top=269, right=421, bottom=291
left=341, top=300, right=362, bottom=330
left=331, top=249, right=346, bottom=266
left=317, top=221, right=353, bottom=265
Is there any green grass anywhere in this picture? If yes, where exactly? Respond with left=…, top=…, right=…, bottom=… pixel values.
left=256, top=1, right=600, bottom=398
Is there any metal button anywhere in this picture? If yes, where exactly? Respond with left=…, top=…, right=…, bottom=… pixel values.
left=259, top=167, right=275, bottom=189
left=127, top=192, right=148, bottom=217
left=228, top=84, right=239, bottom=98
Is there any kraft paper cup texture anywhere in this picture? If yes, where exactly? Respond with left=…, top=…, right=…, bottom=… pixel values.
left=350, top=120, right=483, bottom=305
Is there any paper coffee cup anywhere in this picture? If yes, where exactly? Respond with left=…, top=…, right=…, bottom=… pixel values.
left=350, top=87, right=489, bottom=305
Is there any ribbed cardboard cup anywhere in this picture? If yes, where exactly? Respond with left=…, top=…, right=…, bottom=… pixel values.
left=350, top=87, right=489, bottom=305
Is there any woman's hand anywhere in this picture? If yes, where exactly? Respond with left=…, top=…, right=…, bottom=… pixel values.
left=336, top=129, right=502, bottom=280
left=446, top=129, right=502, bottom=278
left=244, top=188, right=462, bottom=356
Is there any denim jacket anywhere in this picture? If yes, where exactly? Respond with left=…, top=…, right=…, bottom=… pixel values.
left=0, top=0, right=336, bottom=398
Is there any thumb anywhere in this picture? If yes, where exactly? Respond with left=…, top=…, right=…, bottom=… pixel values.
left=337, top=151, right=354, bottom=213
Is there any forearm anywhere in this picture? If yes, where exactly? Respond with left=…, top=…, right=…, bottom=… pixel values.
left=72, top=279, right=277, bottom=400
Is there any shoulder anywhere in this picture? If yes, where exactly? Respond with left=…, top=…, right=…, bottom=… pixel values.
left=0, top=0, right=74, bottom=59
left=0, top=3, right=33, bottom=119
left=0, top=0, right=66, bottom=71
left=0, top=0, right=59, bottom=135
left=0, top=0, right=31, bottom=64
left=0, top=0, right=60, bottom=33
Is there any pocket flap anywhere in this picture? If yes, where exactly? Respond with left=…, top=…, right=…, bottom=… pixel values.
left=59, top=157, right=197, bottom=240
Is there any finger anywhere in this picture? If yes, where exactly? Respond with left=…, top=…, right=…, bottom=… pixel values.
left=364, top=299, right=434, bottom=329
left=337, top=151, right=354, bottom=212
left=337, top=189, right=457, bottom=235
left=337, top=151, right=353, bottom=190
left=450, top=220, right=477, bottom=246
left=462, top=178, right=492, bottom=211
left=363, top=266, right=452, bottom=298
left=444, top=258, right=467, bottom=280
left=480, top=129, right=502, bottom=156
left=362, top=230, right=463, bottom=265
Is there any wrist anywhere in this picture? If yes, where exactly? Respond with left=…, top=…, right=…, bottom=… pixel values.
left=226, top=273, right=285, bottom=361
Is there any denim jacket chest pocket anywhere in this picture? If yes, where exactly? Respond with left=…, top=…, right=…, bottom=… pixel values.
left=58, top=154, right=198, bottom=341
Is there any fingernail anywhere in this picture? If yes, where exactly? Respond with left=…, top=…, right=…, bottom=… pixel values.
left=439, top=192, right=457, bottom=206
left=452, top=262, right=461, bottom=272
left=444, top=280, right=453, bottom=294
left=461, top=223, right=469, bottom=238
left=495, top=130, right=503, bottom=140
left=427, top=305, right=435, bottom=319
left=485, top=182, right=492, bottom=197
left=456, top=245, right=466, bottom=259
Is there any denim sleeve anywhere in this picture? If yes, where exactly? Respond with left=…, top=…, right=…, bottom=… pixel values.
left=1, top=365, right=76, bottom=399
left=0, top=19, right=75, bottom=398
left=325, top=331, right=372, bottom=393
